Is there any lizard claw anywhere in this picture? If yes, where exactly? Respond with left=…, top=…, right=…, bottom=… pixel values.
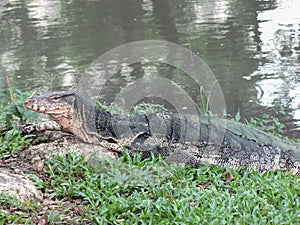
left=21, top=124, right=37, bottom=134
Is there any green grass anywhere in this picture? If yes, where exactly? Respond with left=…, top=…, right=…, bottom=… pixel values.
left=0, top=88, right=40, bottom=158
left=0, top=193, right=39, bottom=224
left=28, top=152, right=300, bottom=224
left=2, top=148, right=300, bottom=224
left=97, top=101, right=168, bottom=115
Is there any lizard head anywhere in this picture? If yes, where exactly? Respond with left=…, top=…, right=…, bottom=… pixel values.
left=24, top=91, right=75, bottom=114
left=24, top=91, right=76, bottom=131
left=25, top=91, right=105, bottom=143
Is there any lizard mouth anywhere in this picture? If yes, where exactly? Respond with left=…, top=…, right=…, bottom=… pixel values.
left=24, top=100, right=71, bottom=114
left=24, top=100, right=40, bottom=111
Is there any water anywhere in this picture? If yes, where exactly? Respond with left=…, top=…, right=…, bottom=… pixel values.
left=0, top=0, right=299, bottom=138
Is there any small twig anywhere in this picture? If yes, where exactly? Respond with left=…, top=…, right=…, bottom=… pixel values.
left=4, top=72, right=14, bottom=103
left=28, top=90, right=37, bottom=99
left=49, top=73, right=57, bottom=92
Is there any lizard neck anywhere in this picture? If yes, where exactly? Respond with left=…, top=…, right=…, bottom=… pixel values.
left=50, top=108, right=74, bottom=133
left=71, top=94, right=115, bottom=143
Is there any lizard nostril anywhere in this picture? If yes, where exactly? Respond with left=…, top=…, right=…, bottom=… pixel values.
left=24, top=98, right=37, bottom=107
left=24, top=100, right=29, bottom=106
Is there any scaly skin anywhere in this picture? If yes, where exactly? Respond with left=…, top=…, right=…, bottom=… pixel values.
left=24, top=91, right=300, bottom=174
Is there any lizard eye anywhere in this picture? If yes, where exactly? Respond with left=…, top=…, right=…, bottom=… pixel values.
left=51, top=96, right=60, bottom=101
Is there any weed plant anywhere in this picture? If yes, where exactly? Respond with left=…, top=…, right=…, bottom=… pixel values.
left=0, top=86, right=40, bottom=157
left=28, top=152, right=300, bottom=224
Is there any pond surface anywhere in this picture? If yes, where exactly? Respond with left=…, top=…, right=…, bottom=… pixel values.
left=0, top=0, right=299, bottom=138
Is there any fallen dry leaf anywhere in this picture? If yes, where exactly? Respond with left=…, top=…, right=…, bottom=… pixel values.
left=226, top=172, right=234, bottom=182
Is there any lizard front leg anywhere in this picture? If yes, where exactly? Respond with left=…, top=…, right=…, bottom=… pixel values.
left=22, top=121, right=63, bottom=133
left=21, top=121, right=73, bottom=141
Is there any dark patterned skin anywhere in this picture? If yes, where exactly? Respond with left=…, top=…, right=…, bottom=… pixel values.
left=24, top=91, right=300, bottom=174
